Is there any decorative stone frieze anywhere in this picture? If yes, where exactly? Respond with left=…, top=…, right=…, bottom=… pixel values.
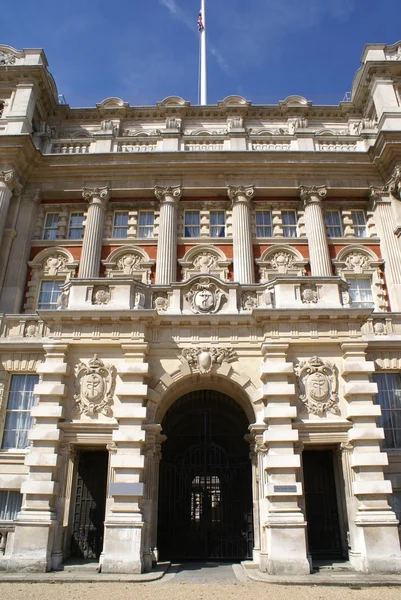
left=295, top=356, right=340, bottom=416
left=185, top=277, right=225, bottom=314
left=180, top=346, right=237, bottom=374
left=74, top=354, right=116, bottom=417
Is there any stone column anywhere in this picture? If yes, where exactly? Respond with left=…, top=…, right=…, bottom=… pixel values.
left=259, top=343, right=309, bottom=575
left=341, top=342, right=401, bottom=573
left=102, top=342, right=148, bottom=574
left=142, top=426, right=164, bottom=570
left=9, top=343, right=69, bottom=572
left=227, top=185, right=255, bottom=284
left=370, top=185, right=401, bottom=311
left=78, top=186, right=110, bottom=279
left=0, top=169, right=20, bottom=251
left=299, top=185, right=332, bottom=276
left=0, top=189, right=41, bottom=313
left=245, top=433, right=261, bottom=563
left=154, top=186, right=181, bottom=285
left=388, top=166, right=401, bottom=234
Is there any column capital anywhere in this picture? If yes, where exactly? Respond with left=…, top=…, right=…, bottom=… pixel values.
left=0, top=168, right=21, bottom=194
left=227, top=185, right=254, bottom=204
left=299, top=185, right=327, bottom=206
left=387, top=166, right=401, bottom=199
left=369, top=185, right=390, bottom=206
left=154, top=185, right=182, bottom=204
left=82, top=186, right=110, bottom=205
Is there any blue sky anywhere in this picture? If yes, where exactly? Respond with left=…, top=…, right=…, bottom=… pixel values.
left=2, top=0, right=401, bottom=108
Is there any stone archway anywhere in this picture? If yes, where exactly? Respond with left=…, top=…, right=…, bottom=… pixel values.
left=156, top=389, right=254, bottom=561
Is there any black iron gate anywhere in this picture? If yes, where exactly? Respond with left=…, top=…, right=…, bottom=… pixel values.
left=158, top=391, right=253, bottom=561
left=71, top=451, right=108, bottom=559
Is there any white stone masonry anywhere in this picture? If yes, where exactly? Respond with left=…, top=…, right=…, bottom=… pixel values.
left=78, top=186, right=110, bottom=278
left=154, top=186, right=181, bottom=284
left=0, top=169, right=20, bottom=252
left=227, top=185, right=255, bottom=284
left=300, top=185, right=332, bottom=277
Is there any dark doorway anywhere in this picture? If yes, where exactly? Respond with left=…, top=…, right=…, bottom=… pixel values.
left=70, top=450, right=108, bottom=559
left=158, top=390, right=253, bottom=561
left=303, top=449, right=345, bottom=559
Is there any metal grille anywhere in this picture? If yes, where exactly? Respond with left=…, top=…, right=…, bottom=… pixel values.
left=158, top=390, right=253, bottom=561
left=71, top=451, right=108, bottom=559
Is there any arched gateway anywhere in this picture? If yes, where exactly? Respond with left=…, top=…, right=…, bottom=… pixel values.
left=157, top=390, right=253, bottom=561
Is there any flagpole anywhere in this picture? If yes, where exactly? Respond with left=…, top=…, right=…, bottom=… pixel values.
left=200, top=0, right=207, bottom=105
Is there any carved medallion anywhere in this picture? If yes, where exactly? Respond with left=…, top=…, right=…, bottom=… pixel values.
left=242, top=291, right=258, bottom=310
left=295, top=356, right=339, bottom=416
left=185, top=277, right=224, bottom=314
left=74, top=355, right=116, bottom=417
left=153, top=293, right=168, bottom=312
left=181, top=347, right=237, bottom=374
left=92, top=286, right=110, bottom=305
left=25, top=322, right=38, bottom=338
left=300, top=284, right=318, bottom=304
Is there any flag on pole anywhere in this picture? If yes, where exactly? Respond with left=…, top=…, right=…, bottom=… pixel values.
left=198, top=10, right=204, bottom=32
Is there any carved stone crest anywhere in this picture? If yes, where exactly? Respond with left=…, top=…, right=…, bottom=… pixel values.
left=181, top=347, right=237, bottom=374
left=74, top=355, right=116, bottom=417
left=153, top=293, right=168, bottom=312
left=92, top=286, right=110, bottom=305
left=25, top=322, right=38, bottom=338
left=295, top=356, right=339, bottom=416
left=44, top=254, right=68, bottom=276
left=373, top=321, right=387, bottom=336
left=269, top=251, right=296, bottom=271
left=193, top=252, right=218, bottom=273
left=185, top=277, right=224, bottom=314
left=117, top=253, right=143, bottom=274
left=242, top=291, right=258, bottom=310
left=345, top=252, right=370, bottom=272
left=300, top=284, right=318, bottom=304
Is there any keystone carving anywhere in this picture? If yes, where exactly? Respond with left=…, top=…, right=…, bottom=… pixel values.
left=295, top=356, right=339, bottom=417
left=181, top=347, right=237, bottom=374
left=74, top=355, right=116, bottom=417
left=185, top=277, right=225, bottom=314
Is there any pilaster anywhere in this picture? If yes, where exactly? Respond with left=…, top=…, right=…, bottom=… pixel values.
left=78, top=186, right=110, bottom=279
left=299, top=185, right=332, bottom=277
left=227, top=185, right=255, bottom=284
left=370, top=185, right=401, bottom=311
left=154, top=186, right=181, bottom=285
left=101, top=343, right=148, bottom=574
left=142, top=425, right=164, bottom=570
left=259, top=342, right=309, bottom=575
left=341, top=342, right=401, bottom=573
left=8, top=343, right=69, bottom=572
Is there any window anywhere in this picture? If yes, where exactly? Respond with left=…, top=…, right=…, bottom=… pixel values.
left=282, top=210, right=297, bottom=238
left=2, top=374, right=38, bottom=450
left=348, top=278, right=374, bottom=308
left=138, top=212, right=154, bottom=238
left=68, top=213, right=85, bottom=239
left=325, top=211, right=342, bottom=237
left=351, top=210, right=367, bottom=238
left=372, top=372, right=401, bottom=448
left=112, top=212, right=128, bottom=238
left=0, top=491, right=22, bottom=520
left=43, top=213, right=59, bottom=240
left=37, top=280, right=63, bottom=310
left=210, top=211, right=225, bottom=238
left=185, top=211, right=200, bottom=237
left=256, top=211, right=272, bottom=237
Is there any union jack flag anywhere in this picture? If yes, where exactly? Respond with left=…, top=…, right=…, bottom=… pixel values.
left=198, top=10, right=204, bottom=32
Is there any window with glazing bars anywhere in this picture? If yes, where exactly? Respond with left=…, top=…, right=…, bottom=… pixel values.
left=43, top=213, right=59, bottom=240
left=325, top=211, right=342, bottom=237
left=372, top=372, right=401, bottom=448
left=0, top=491, right=22, bottom=520
left=351, top=210, right=367, bottom=238
left=255, top=211, right=272, bottom=237
left=37, top=280, right=63, bottom=310
left=112, top=212, right=128, bottom=238
left=282, top=210, right=297, bottom=238
left=348, top=278, right=374, bottom=308
left=185, top=211, right=200, bottom=237
left=210, top=211, right=225, bottom=238
left=68, top=213, right=85, bottom=239
left=138, top=212, right=154, bottom=238
left=2, top=374, right=38, bottom=449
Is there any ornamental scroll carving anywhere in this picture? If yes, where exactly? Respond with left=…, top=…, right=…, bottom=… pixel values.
left=117, top=253, right=143, bottom=274
left=185, top=277, right=225, bottom=314
left=180, top=347, right=237, bottom=374
left=0, top=52, right=16, bottom=66
left=295, top=356, right=339, bottom=417
left=43, top=254, right=69, bottom=276
left=74, top=355, right=116, bottom=417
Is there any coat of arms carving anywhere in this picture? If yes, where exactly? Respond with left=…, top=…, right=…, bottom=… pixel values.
left=74, top=355, right=116, bottom=417
left=185, top=277, right=224, bottom=314
left=181, top=347, right=237, bottom=374
left=295, top=356, right=339, bottom=416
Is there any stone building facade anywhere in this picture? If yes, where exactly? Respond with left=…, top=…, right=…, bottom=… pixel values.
left=0, top=40, right=400, bottom=574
